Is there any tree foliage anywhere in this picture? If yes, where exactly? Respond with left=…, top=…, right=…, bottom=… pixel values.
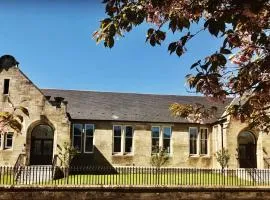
left=58, top=142, right=78, bottom=168
left=215, top=148, right=230, bottom=169
left=0, top=97, right=29, bottom=133
left=94, top=0, right=270, bottom=131
left=151, top=145, right=169, bottom=168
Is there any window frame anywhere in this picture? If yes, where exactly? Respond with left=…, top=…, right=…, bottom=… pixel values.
left=162, top=126, right=172, bottom=154
left=112, top=125, right=134, bottom=155
left=200, top=128, right=209, bottom=155
left=151, top=126, right=160, bottom=153
left=84, top=124, right=95, bottom=154
left=189, top=127, right=210, bottom=156
left=124, top=125, right=133, bottom=154
left=189, top=127, right=199, bottom=156
left=4, top=132, right=13, bottom=149
left=151, top=126, right=172, bottom=155
left=72, top=124, right=83, bottom=153
left=113, top=125, right=123, bottom=154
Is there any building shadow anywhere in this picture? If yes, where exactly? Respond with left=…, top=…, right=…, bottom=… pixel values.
left=69, top=146, right=117, bottom=175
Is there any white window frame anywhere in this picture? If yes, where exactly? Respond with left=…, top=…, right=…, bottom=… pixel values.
left=4, top=132, right=13, bottom=149
left=162, top=126, right=172, bottom=154
left=112, top=125, right=134, bottom=155
left=84, top=124, right=95, bottom=154
left=151, top=126, right=160, bottom=153
left=72, top=124, right=83, bottom=153
left=124, top=126, right=133, bottom=154
left=151, top=126, right=172, bottom=155
left=189, top=127, right=210, bottom=156
left=189, top=127, right=199, bottom=156
left=200, top=128, right=209, bottom=155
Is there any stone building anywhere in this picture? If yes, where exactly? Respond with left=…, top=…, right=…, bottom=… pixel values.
left=0, top=55, right=269, bottom=169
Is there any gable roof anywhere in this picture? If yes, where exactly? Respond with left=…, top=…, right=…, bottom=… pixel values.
left=41, top=89, right=232, bottom=124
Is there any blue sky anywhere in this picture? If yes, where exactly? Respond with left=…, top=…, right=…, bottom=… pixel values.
left=0, top=0, right=223, bottom=95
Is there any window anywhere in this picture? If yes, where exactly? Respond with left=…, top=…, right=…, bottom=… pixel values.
left=189, top=127, right=209, bottom=156
left=151, top=126, right=172, bottom=154
left=73, top=124, right=83, bottom=152
left=85, top=124, right=94, bottom=153
left=5, top=132, right=13, bottom=149
left=113, top=125, right=122, bottom=153
left=125, top=126, right=133, bottom=153
left=151, top=127, right=160, bottom=153
left=3, top=79, right=10, bottom=95
left=113, top=125, right=133, bottom=154
left=163, top=127, right=171, bottom=153
left=72, top=124, right=95, bottom=153
left=189, top=127, right=198, bottom=155
left=200, top=128, right=208, bottom=155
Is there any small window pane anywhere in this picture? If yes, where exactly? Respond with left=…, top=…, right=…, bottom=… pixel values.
left=125, top=126, right=133, bottom=137
left=85, top=137, right=94, bottom=152
left=73, top=136, right=82, bottom=151
left=151, top=127, right=160, bottom=138
left=163, top=127, right=171, bottom=139
left=200, top=140, right=207, bottom=154
left=74, top=124, right=83, bottom=136
left=85, top=124, right=94, bottom=137
left=113, top=126, right=122, bottom=153
left=125, top=138, right=133, bottom=153
left=163, top=139, right=170, bottom=153
left=73, top=124, right=82, bottom=152
left=190, top=128, right=198, bottom=139
left=114, top=126, right=121, bottom=137
left=5, top=133, right=13, bottom=149
left=152, top=138, right=159, bottom=153
left=190, top=139, right=197, bottom=154
left=114, top=137, right=121, bottom=152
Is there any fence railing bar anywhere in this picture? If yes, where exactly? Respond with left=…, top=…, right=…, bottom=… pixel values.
left=0, top=166, right=270, bottom=186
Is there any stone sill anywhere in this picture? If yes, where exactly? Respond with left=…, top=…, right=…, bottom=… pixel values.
left=189, top=155, right=211, bottom=158
left=112, top=154, right=134, bottom=157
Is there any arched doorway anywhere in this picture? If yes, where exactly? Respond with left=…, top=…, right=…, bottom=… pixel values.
left=238, top=131, right=257, bottom=168
left=30, top=124, right=54, bottom=165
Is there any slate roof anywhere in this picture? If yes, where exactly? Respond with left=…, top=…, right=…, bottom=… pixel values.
left=41, top=89, right=232, bottom=124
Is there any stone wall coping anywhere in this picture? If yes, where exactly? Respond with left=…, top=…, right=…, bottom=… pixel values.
left=1, top=185, right=270, bottom=192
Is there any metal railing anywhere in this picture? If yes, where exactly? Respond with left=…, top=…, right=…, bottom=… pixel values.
left=13, top=153, right=26, bottom=183
left=1, top=166, right=270, bottom=186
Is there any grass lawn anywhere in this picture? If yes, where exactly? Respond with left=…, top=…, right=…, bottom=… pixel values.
left=50, top=172, right=257, bottom=186
left=0, top=170, right=264, bottom=186
left=0, top=174, right=14, bottom=185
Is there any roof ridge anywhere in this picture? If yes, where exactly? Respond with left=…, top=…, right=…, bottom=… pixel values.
left=41, top=88, right=214, bottom=98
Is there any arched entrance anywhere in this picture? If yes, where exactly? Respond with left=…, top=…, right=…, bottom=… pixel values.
left=238, top=131, right=257, bottom=168
left=30, top=124, right=54, bottom=165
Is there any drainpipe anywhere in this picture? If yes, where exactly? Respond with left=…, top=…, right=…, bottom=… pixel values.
left=221, top=123, right=224, bottom=151
left=220, top=123, right=224, bottom=171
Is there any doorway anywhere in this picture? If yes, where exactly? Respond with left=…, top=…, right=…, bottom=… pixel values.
left=30, top=124, right=54, bottom=165
left=238, top=131, right=257, bottom=168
